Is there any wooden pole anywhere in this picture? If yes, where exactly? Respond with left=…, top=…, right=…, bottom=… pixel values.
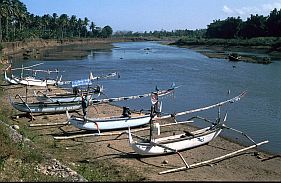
left=29, top=121, right=69, bottom=127
left=159, top=140, right=269, bottom=175
left=157, top=91, right=246, bottom=120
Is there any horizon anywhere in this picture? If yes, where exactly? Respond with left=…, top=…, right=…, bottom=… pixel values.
left=21, top=0, right=281, bottom=33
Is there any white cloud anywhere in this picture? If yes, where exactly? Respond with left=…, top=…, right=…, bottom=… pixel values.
left=223, top=1, right=281, bottom=18
left=223, top=5, right=233, bottom=14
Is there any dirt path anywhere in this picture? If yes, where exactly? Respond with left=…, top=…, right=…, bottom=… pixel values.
left=2, top=82, right=281, bottom=181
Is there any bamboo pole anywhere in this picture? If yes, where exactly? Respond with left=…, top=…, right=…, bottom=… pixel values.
left=29, top=121, right=69, bottom=127
left=159, top=140, right=269, bottom=175
left=11, top=63, right=44, bottom=71
left=53, top=120, right=193, bottom=140
left=157, top=91, right=246, bottom=120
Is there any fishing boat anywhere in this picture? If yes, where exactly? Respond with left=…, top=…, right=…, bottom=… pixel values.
left=228, top=53, right=241, bottom=61
left=127, top=92, right=247, bottom=156
left=126, top=91, right=269, bottom=175
left=4, top=64, right=62, bottom=86
left=66, top=110, right=152, bottom=132
left=66, top=85, right=178, bottom=131
left=128, top=114, right=226, bottom=156
left=9, top=84, right=178, bottom=115
left=56, top=71, right=119, bottom=86
left=9, top=95, right=82, bottom=113
left=35, top=85, right=103, bottom=103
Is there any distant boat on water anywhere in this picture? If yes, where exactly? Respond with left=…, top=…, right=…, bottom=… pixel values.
left=228, top=53, right=241, bottom=61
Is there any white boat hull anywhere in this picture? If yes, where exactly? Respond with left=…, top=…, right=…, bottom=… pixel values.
left=4, top=71, right=57, bottom=87
left=16, top=77, right=47, bottom=87
left=130, top=127, right=222, bottom=156
left=4, top=71, right=18, bottom=84
left=68, top=114, right=151, bottom=131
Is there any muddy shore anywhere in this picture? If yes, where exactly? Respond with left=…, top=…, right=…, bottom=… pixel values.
left=174, top=44, right=281, bottom=64
left=1, top=39, right=281, bottom=181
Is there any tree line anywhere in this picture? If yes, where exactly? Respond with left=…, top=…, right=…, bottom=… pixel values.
left=114, top=29, right=205, bottom=38
left=114, top=8, right=281, bottom=40
left=206, top=8, right=281, bottom=39
left=0, top=0, right=113, bottom=42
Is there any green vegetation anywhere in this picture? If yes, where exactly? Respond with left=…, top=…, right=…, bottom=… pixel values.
left=0, top=0, right=113, bottom=42
left=77, top=159, right=144, bottom=181
left=206, top=8, right=281, bottom=39
left=173, top=37, right=281, bottom=48
left=114, top=29, right=206, bottom=39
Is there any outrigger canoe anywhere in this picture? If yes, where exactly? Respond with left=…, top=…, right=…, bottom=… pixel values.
left=128, top=91, right=247, bottom=156
left=66, top=110, right=151, bottom=131
left=9, top=96, right=81, bottom=113
left=128, top=115, right=225, bottom=156
left=9, top=84, right=178, bottom=114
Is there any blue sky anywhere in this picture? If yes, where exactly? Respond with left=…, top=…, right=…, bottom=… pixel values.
left=21, top=0, right=281, bottom=32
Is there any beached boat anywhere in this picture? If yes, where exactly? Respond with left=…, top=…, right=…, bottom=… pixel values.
left=126, top=91, right=269, bottom=175
left=65, top=85, right=178, bottom=131
left=9, top=95, right=82, bottom=113
left=57, top=71, right=119, bottom=86
left=128, top=114, right=226, bottom=156
left=127, top=92, right=247, bottom=156
left=9, top=84, right=178, bottom=114
left=35, top=85, right=103, bottom=103
left=66, top=110, right=152, bottom=131
left=4, top=64, right=62, bottom=86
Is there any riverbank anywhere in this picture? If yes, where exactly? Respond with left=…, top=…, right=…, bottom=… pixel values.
left=169, top=37, right=281, bottom=64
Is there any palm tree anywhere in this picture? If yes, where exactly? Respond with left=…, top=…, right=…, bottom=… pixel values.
left=10, top=0, right=27, bottom=40
left=0, top=0, right=13, bottom=41
left=51, top=13, right=58, bottom=38
left=77, top=18, right=82, bottom=38
left=58, top=14, right=68, bottom=39
left=69, top=15, right=77, bottom=37
left=83, top=17, right=89, bottom=37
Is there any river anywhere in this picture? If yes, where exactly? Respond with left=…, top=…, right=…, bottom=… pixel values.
left=12, top=41, right=281, bottom=155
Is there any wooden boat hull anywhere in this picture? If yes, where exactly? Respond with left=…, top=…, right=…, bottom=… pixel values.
left=9, top=97, right=81, bottom=113
left=130, top=127, right=222, bottom=156
left=67, top=112, right=151, bottom=131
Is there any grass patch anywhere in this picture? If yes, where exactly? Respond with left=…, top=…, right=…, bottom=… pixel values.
left=77, top=159, right=144, bottom=181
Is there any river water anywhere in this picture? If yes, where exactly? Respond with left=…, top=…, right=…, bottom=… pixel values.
left=12, top=41, right=281, bottom=155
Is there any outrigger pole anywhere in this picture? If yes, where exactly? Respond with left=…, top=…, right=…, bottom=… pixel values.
left=159, top=140, right=269, bottom=175
left=53, top=120, right=193, bottom=140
